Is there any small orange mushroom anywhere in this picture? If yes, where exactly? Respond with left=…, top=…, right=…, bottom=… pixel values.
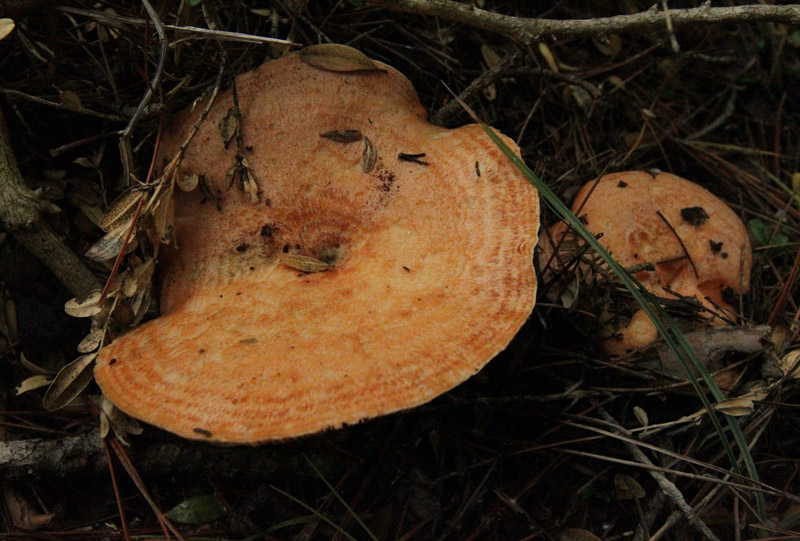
left=541, top=171, right=751, bottom=356
left=93, top=50, right=539, bottom=443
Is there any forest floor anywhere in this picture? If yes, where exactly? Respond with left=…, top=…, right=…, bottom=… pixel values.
left=1, top=1, right=799, bottom=540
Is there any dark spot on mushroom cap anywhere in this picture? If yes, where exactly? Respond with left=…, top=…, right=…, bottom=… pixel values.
left=109, top=358, right=117, bottom=366
left=193, top=428, right=213, bottom=437
left=260, top=224, right=274, bottom=237
left=721, top=286, right=738, bottom=306
left=721, top=252, right=728, bottom=259
left=236, top=243, right=248, bottom=252
left=710, top=240, right=723, bottom=254
left=680, top=207, right=710, bottom=227
left=617, top=181, right=628, bottom=188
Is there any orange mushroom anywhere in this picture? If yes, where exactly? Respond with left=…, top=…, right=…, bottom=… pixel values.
left=93, top=49, right=539, bottom=443
left=541, top=171, right=751, bottom=356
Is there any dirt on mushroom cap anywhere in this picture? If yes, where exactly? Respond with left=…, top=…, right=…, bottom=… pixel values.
left=93, top=52, right=539, bottom=443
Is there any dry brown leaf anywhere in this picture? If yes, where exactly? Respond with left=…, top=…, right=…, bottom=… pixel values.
left=152, top=180, right=176, bottom=244
left=561, top=529, right=601, bottom=541
left=633, top=405, right=649, bottom=427
left=320, top=129, right=362, bottom=143
left=100, top=188, right=144, bottom=232
left=777, top=349, right=800, bottom=379
left=2, top=485, right=54, bottom=530
left=593, top=34, right=622, bottom=57
left=85, top=227, right=127, bottom=261
left=278, top=252, right=333, bottom=273
left=0, top=19, right=14, bottom=42
left=218, top=107, right=238, bottom=149
left=15, top=375, right=53, bottom=395
left=64, top=290, right=103, bottom=318
left=480, top=44, right=501, bottom=68
left=614, top=473, right=645, bottom=499
left=714, top=397, right=755, bottom=416
left=58, top=90, right=82, bottom=108
left=43, top=352, right=97, bottom=411
left=299, top=44, right=385, bottom=73
left=99, top=395, right=143, bottom=444
left=77, top=328, right=105, bottom=353
left=361, top=136, right=376, bottom=172
left=178, top=173, right=199, bottom=192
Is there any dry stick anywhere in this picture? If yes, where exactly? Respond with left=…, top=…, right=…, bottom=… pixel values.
left=0, top=89, right=126, bottom=122
left=367, top=1, right=800, bottom=43
left=54, top=5, right=295, bottom=46
left=596, top=408, right=721, bottom=541
left=118, top=0, right=168, bottom=185
left=431, top=47, right=522, bottom=126
left=103, top=437, right=130, bottom=541
left=0, top=109, right=101, bottom=300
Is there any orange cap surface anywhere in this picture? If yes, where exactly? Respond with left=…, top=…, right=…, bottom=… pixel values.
left=543, top=171, right=750, bottom=355
left=94, top=52, right=539, bottom=443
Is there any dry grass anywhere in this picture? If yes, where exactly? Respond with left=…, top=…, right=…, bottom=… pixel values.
left=0, top=1, right=799, bottom=539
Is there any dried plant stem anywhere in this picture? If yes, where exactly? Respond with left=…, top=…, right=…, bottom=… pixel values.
left=597, top=408, right=720, bottom=541
left=431, top=47, right=522, bottom=126
left=0, top=109, right=101, bottom=299
left=367, top=1, right=800, bottom=43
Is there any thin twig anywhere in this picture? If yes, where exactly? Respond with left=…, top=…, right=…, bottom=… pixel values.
left=431, top=47, right=522, bottom=126
left=595, top=408, right=721, bottom=540
left=54, top=5, right=295, bottom=46
left=367, top=1, right=800, bottom=43
left=0, top=89, right=126, bottom=122
left=656, top=210, right=699, bottom=279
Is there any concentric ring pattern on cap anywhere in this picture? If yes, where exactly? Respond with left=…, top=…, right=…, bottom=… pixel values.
left=94, top=52, right=539, bottom=443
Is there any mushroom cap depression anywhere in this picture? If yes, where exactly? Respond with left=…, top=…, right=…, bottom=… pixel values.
left=542, top=171, right=751, bottom=356
left=94, top=52, right=539, bottom=443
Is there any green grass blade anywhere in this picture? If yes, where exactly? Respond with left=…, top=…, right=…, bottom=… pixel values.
left=482, top=125, right=766, bottom=520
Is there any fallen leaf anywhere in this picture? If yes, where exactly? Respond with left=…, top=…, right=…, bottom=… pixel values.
left=0, top=19, right=14, bottom=42
left=100, top=188, right=144, bottom=232
left=614, top=473, right=645, bottom=499
left=77, top=328, right=105, bottom=353
left=178, top=173, right=199, bottom=192
left=778, top=350, right=800, bottom=379
left=633, top=406, right=649, bottom=427
left=714, top=397, right=755, bottom=417
left=279, top=252, right=333, bottom=273
left=15, top=375, right=53, bottom=395
left=64, top=290, right=103, bottom=318
left=165, top=495, right=226, bottom=525
left=361, top=136, right=376, bottom=172
left=219, top=107, right=239, bottom=149
left=561, top=529, right=601, bottom=541
left=85, top=227, right=127, bottom=261
left=299, top=44, right=385, bottom=73
left=43, top=352, right=97, bottom=411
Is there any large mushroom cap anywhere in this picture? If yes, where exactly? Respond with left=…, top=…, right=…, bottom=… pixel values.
left=542, top=171, right=751, bottom=356
left=94, top=51, right=539, bottom=443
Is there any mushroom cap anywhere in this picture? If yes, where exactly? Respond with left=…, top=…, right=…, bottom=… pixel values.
left=93, top=52, right=539, bottom=443
left=542, top=171, right=751, bottom=355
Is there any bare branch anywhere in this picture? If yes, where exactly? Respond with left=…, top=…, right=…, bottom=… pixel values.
left=368, top=1, right=800, bottom=43
left=0, top=109, right=101, bottom=300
